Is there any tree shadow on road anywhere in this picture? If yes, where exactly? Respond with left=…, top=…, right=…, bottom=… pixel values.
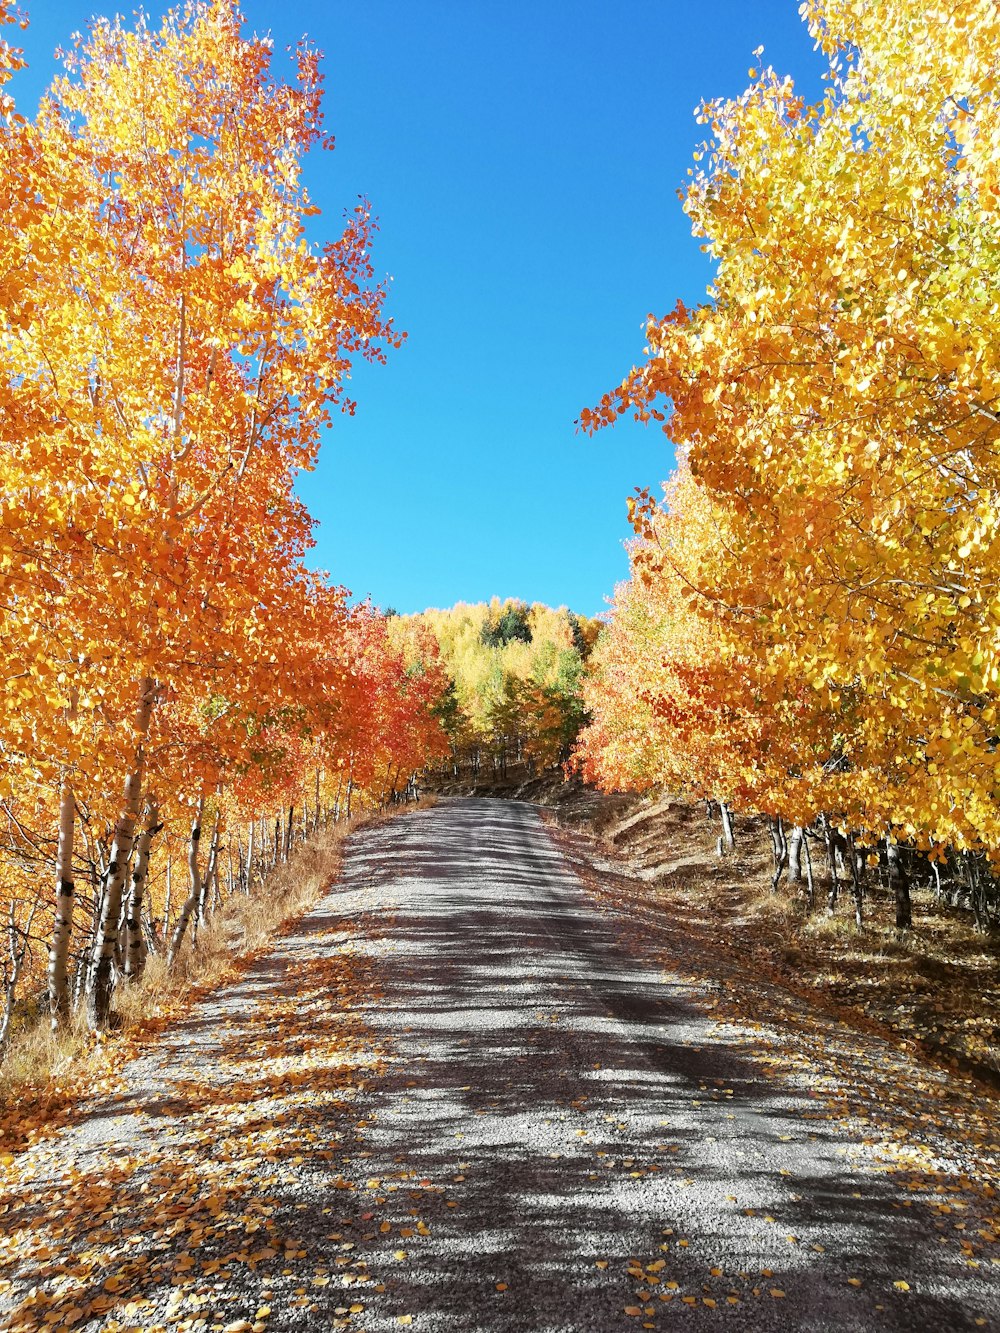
left=0, top=801, right=996, bottom=1332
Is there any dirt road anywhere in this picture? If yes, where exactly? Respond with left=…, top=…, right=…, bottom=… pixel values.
left=1, top=798, right=998, bottom=1331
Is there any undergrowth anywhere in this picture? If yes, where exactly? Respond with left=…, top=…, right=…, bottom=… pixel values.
left=0, top=799, right=434, bottom=1119
left=541, top=784, right=1000, bottom=1087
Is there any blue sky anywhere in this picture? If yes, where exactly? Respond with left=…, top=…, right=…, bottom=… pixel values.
left=10, top=2, right=822, bottom=616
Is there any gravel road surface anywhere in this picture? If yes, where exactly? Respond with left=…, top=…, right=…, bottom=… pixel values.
left=1, top=797, right=998, bottom=1332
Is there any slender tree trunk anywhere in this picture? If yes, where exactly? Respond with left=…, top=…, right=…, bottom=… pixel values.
left=846, top=832, right=864, bottom=929
left=88, top=678, right=155, bottom=1030
left=72, top=884, right=97, bottom=1012
left=769, top=816, right=788, bottom=892
left=48, top=777, right=76, bottom=1029
left=141, top=897, right=160, bottom=957
left=1, top=899, right=40, bottom=1059
left=167, top=796, right=205, bottom=967
left=823, top=817, right=840, bottom=915
left=124, top=799, right=159, bottom=980
left=931, top=857, right=943, bottom=903
left=718, top=800, right=735, bottom=855
left=787, top=827, right=804, bottom=884
left=802, top=830, right=815, bottom=908
left=163, top=854, right=173, bottom=937
left=283, top=806, right=294, bottom=862
left=346, top=776, right=354, bottom=821
left=961, top=852, right=990, bottom=933
left=315, top=768, right=322, bottom=833
left=245, top=821, right=254, bottom=893
left=198, top=808, right=220, bottom=924
left=885, top=836, right=912, bottom=930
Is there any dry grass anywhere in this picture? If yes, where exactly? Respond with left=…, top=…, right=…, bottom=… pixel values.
left=0, top=799, right=434, bottom=1120
left=544, top=786, right=1000, bottom=1088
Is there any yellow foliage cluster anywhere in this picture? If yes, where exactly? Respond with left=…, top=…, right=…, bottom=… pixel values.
left=579, top=0, right=1000, bottom=865
left=391, top=600, right=600, bottom=773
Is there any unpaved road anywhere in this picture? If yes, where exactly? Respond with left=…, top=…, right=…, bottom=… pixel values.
left=1, top=797, right=998, bottom=1332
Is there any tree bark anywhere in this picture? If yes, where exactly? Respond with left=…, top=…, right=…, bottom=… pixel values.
left=123, top=799, right=159, bottom=980
left=163, top=854, right=173, bottom=937
left=823, top=816, right=840, bottom=915
left=769, top=816, right=788, bottom=892
left=197, top=808, right=220, bottom=924
left=1, top=898, right=40, bottom=1058
left=167, top=796, right=205, bottom=967
left=88, top=678, right=155, bottom=1029
left=283, top=805, right=294, bottom=862
left=962, top=853, right=991, bottom=934
left=885, top=837, right=912, bottom=930
left=245, top=820, right=254, bottom=893
left=803, top=829, right=815, bottom=909
left=787, top=827, right=804, bottom=884
left=48, top=777, right=76, bottom=1029
left=846, top=832, right=864, bottom=930
left=718, top=800, right=735, bottom=855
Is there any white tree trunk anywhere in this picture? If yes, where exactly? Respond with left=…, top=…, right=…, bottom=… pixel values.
left=283, top=806, right=293, bottom=862
left=167, top=796, right=205, bottom=967
left=123, top=799, right=159, bottom=980
left=88, top=678, right=155, bottom=1029
left=718, top=800, right=735, bottom=854
left=197, top=807, right=220, bottom=924
left=245, top=820, right=255, bottom=893
left=788, top=827, right=805, bottom=883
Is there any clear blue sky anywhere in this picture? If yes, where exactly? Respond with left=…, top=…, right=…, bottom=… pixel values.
left=10, top=2, right=822, bottom=616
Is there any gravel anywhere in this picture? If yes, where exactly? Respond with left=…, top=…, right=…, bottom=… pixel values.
left=1, top=796, right=997, bottom=1332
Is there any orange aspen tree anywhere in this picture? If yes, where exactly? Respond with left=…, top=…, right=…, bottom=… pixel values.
left=2, top=1, right=403, bottom=1028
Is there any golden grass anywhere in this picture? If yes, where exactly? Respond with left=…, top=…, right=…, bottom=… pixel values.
left=558, top=790, right=1000, bottom=1086
left=0, top=799, right=434, bottom=1115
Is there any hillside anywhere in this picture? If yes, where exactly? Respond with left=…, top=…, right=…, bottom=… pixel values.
left=388, top=599, right=601, bottom=781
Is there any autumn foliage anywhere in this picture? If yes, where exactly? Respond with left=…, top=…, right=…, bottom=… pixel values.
left=391, top=600, right=600, bottom=781
left=0, top=2, right=446, bottom=1044
left=577, top=0, right=1000, bottom=929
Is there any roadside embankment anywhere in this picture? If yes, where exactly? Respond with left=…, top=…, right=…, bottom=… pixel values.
left=460, top=770, right=1000, bottom=1093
